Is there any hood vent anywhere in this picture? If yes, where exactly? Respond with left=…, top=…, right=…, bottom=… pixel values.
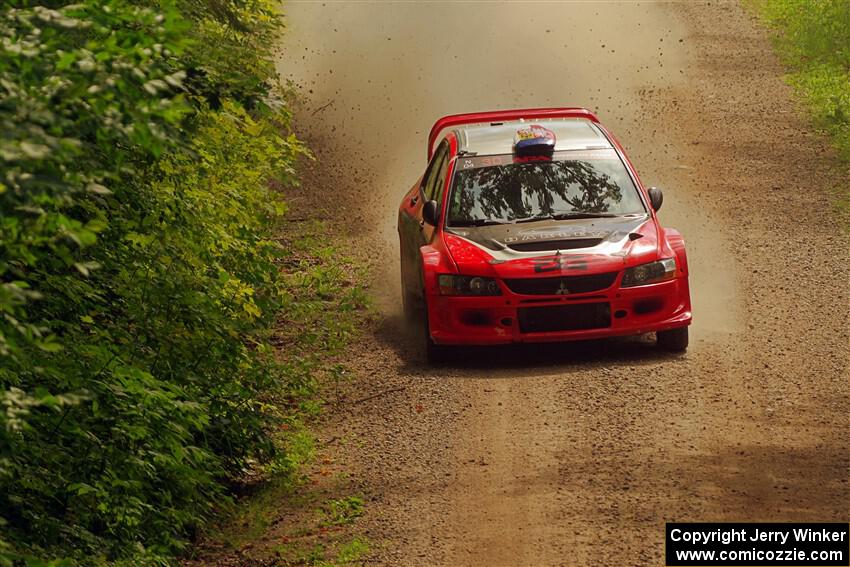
left=506, top=238, right=603, bottom=253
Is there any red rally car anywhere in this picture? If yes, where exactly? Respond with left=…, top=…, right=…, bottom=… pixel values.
left=398, top=108, right=692, bottom=361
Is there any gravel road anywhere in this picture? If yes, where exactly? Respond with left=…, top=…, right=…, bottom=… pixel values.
left=271, top=2, right=850, bottom=565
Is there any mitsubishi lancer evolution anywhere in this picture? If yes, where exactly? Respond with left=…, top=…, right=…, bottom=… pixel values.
left=398, top=108, right=692, bottom=362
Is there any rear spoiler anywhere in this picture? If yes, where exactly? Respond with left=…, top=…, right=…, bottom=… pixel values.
left=427, top=107, right=599, bottom=160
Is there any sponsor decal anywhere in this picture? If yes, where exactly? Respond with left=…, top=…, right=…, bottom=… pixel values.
left=503, top=229, right=608, bottom=243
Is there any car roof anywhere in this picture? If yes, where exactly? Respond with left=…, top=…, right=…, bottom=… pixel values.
left=452, top=118, right=611, bottom=156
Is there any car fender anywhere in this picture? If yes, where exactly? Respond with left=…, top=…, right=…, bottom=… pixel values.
left=662, top=227, right=689, bottom=277
left=419, top=242, right=457, bottom=297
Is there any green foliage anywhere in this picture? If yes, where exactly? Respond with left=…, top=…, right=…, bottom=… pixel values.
left=755, top=0, right=850, bottom=155
left=334, top=537, right=369, bottom=565
left=286, top=536, right=369, bottom=567
left=0, top=0, right=358, bottom=564
left=320, top=497, right=364, bottom=528
left=172, top=0, right=285, bottom=107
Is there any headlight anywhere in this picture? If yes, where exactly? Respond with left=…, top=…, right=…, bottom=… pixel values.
left=438, top=274, right=501, bottom=296
left=621, top=258, right=677, bottom=287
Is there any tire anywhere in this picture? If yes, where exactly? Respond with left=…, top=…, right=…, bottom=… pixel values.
left=423, top=301, right=449, bottom=364
left=400, top=253, right=414, bottom=321
left=425, top=334, right=449, bottom=364
left=657, top=326, right=689, bottom=352
left=401, top=286, right=418, bottom=321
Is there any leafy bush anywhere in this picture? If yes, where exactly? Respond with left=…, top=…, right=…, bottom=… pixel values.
left=755, top=0, right=850, bottom=155
left=0, top=0, right=324, bottom=563
left=320, top=497, right=364, bottom=528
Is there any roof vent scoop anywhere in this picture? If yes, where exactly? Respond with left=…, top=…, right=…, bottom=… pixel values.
left=513, top=125, right=556, bottom=157
left=628, top=232, right=644, bottom=241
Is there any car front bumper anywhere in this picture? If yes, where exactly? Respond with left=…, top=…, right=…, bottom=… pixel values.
left=427, top=277, right=691, bottom=345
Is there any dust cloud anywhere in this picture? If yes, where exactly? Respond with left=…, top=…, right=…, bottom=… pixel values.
left=276, top=1, right=741, bottom=343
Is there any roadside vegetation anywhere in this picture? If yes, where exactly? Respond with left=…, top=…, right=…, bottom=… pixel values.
left=0, top=1, right=366, bottom=564
left=196, top=478, right=370, bottom=567
left=752, top=1, right=850, bottom=161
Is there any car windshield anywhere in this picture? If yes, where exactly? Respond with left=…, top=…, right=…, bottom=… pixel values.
left=447, top=150, right=645, bottom=226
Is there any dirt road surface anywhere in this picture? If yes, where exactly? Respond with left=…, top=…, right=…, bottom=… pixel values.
left=267, top=2, right=849, bottom=565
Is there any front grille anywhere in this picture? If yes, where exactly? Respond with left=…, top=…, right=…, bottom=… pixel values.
left=503, top=272, right=618, bottom=295
left=518, top=303, right=611, bottom=333
left=507, top=238, right=603, bottom=252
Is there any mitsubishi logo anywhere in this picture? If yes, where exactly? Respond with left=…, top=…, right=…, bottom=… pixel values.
left=555, top=280, right=571, bottom=295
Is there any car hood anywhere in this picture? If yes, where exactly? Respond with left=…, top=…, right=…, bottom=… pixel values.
left=443, top=214, right=659, bottom=278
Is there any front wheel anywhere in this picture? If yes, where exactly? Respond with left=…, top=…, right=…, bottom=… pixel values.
left=423, top=301, right=449, bottom=364
left=657, top=326, right=689, bottom=352
left=401, top=286, right=418, bottom=321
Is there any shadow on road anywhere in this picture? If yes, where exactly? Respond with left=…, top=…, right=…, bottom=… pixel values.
left=374, top=310, right=684, bottom=375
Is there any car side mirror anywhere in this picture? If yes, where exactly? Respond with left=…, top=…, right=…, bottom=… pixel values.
left=422, top=200, right=439, bottom=226
left=648, top=187, right=663, bottom=212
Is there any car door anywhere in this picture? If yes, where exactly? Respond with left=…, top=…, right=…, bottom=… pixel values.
left=411, top=142, right=450, bottom=296
left=400, top=140, right=449, bottom=297
left=416, top=141, right=449, bottom=248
